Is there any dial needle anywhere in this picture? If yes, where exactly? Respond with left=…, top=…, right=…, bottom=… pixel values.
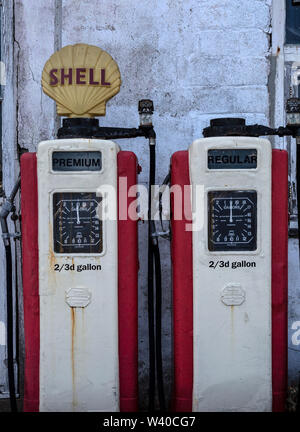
left=230, top=200, right=233, bottom=223
left=76, top=202, right=80, bottom=224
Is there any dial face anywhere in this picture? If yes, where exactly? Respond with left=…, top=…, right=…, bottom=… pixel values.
left=53, top=192, right=103, bottom=254
left=208, top=190, right=257, bottom=252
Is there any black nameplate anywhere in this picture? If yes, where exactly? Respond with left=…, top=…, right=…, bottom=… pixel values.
left=207, top=149, right=257, bottom=169
left=52, top=151, right=102, bottom=172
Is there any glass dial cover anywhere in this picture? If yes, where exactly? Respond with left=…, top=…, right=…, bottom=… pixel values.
left=53, top=191, right=103, bottom=254
left=208, top=190, right=257, bottom=252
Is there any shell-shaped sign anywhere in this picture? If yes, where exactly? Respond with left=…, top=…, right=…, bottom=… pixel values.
left=41, top=44, right=121, bottom=117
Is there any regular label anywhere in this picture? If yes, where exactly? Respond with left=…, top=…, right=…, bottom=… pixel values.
left=207, top=149, right=257, bottom=169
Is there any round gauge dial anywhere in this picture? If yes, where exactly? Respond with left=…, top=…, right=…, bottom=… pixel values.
left=53, top=192, right=103, bottom=254
left=208, top=190, right=257, bottom=252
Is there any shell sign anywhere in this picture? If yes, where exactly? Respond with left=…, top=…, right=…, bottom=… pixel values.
left=41, top=44, right=121, bottom=118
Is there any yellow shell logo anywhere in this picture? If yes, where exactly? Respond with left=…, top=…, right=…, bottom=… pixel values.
left=41, top=44, right=121, bottom=118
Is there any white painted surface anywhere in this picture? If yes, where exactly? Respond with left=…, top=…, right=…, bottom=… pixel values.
left=37, top=139, right=120, bottom=411
left=189, top=137, right=272, bottom=412
left=0, top=322, right=5, bottom=346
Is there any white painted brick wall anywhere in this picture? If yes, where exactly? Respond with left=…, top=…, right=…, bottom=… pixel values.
left=5, top=0, right=273, bottom=407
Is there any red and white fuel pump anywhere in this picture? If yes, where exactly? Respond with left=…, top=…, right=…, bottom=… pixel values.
left=0, top=42, right=164, bottom=413
left=21, top=141, right=139, bottom=412
left=170, top=118, right=288, bottom=412
left=17, top=44, right=156, bottom=412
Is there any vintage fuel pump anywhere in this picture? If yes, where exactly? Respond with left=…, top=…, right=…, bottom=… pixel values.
left=0, top=43, right=162, bottom=412
left=170, top=108, right=300, bottom=411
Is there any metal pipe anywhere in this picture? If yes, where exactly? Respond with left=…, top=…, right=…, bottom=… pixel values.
left=0, top=176, right=20, bottom=412
left=153, top=242, right=165, bottom=411
left=147, top=140, right=156, bottom=411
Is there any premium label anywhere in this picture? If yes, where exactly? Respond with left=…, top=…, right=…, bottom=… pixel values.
left=52, top=151, right=102, bottom=171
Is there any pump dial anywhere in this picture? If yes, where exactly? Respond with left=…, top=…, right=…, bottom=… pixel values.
left=208, top=190, right=257, bottom=252
left=53, top=192, right=103, bottom=254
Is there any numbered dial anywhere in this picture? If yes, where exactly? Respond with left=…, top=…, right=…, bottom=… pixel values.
left=208, top=190, right=257, bottom=252
left=53, top=192, right=103, bottom=254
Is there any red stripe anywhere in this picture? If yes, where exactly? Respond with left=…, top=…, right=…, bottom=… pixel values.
left=21, top=153, right=40, bottom=412
left=117, top=151, right=139, bottom=412
left=171, top=151, right=193, bottom=411
left=271, top=149, right=288, bottom=412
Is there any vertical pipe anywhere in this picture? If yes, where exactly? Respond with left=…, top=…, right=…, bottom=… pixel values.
left=148, top=142, right=156, bottom=411
left=5, top=243, right=17, bottom=412
left=154, top=244, right=165, bottom=410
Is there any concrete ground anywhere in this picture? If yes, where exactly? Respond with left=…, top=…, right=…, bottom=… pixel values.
left=0, top=398, right=23, bottom=412
left=0, top=387, right=298, bottom=412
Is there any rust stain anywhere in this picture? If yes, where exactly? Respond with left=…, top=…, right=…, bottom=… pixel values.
left=230, top=306, right=234, bottom=352
left=48, top=222, right=57, bottom=282
left=71, top=307, right=77, bottom=408
left=81, top=308, right=85, bottom=335
left=48, top=245, right=57, bottom=290
left=230, top=306, right=234, bottom=325
left=276, top=46, right=280, bottom=56
left=81, top=308, right=86, bottom=355
left=49, top=247, right=56, bottom=269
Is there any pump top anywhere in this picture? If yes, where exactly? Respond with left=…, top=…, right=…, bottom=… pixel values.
left=202, top=116, right=299, bottom=139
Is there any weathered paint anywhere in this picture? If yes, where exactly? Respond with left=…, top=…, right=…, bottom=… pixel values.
left=189, top=137, right=272, bottom=411
left=4, top=0, right=298, bottom=408
left=37, top=139, right=120, bottom=411
left=171, top=148, right=288, bottom=412
left=21, top=150, right=139, bottom=411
